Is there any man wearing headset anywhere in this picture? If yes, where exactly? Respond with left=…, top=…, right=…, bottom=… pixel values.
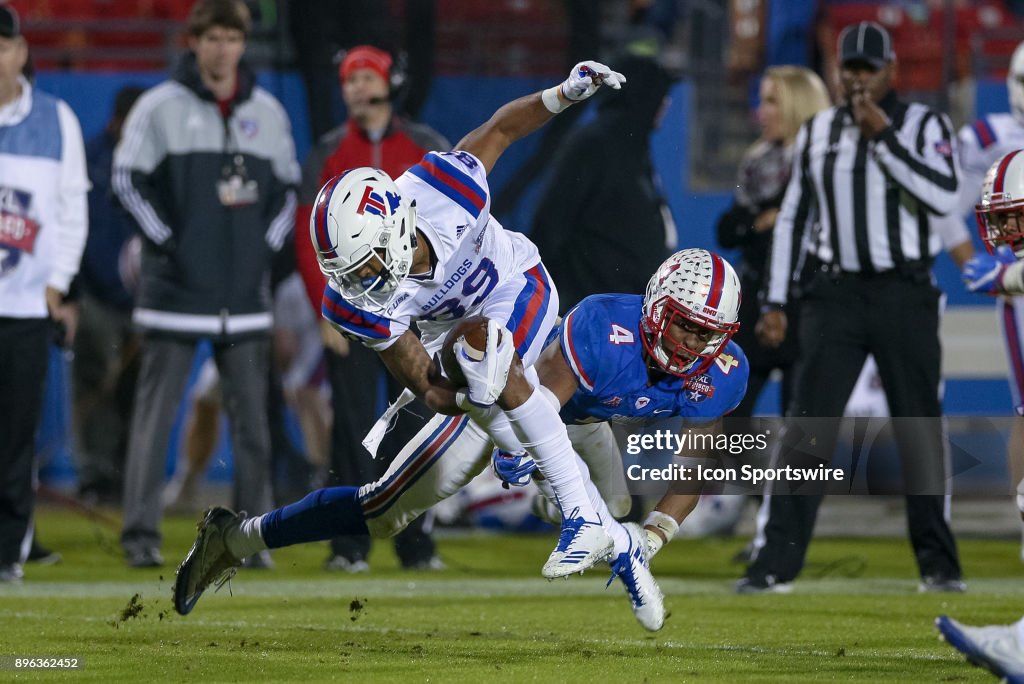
left=294, top=45, right=451, bottom=573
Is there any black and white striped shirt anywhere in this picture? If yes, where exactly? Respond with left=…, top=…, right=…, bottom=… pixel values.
left=766, top=91, right=960, bottom=304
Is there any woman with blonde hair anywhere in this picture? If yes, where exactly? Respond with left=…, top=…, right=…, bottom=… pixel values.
left=717, top=65, right=829, bottom=421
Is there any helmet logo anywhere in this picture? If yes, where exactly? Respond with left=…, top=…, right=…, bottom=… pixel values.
left=357, top=186, right=388, bottom=216
left=658, top=263, right=680, bottom=287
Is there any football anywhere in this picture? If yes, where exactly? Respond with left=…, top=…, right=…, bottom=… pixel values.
left=439, top=316, right=490, bottom=385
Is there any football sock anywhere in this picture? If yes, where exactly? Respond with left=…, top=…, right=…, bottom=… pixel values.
left=461, top=401, right=523, bottom=453
left=224, top=514, right=268, bottom=559
left=260, top=486, right=368, bottom=549
left=505, top=389, right=599, bottom=522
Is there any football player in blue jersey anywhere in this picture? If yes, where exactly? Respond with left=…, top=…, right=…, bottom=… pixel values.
left=171, top=248, right=745, bottom=632
left=492, top=247, right=748, bottom=560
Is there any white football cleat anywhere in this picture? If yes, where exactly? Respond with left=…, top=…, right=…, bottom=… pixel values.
left=936, top=615, right=1024, bottom=684
left=608, top=523, right=665, bottom=631
left=541, top=507, right=613, bottom=579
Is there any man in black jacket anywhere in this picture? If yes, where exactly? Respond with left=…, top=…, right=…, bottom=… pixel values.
left=530, top=54, right=676, bottom=312
left=113, top=0, right=299, bottom=568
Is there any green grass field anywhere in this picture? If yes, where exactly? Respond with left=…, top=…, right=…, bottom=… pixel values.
left=2, top=507, right=1023, bottom=682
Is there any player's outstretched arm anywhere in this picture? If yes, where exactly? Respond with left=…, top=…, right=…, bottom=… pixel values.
left=457, top=61, right=625, bottom=174
left=378, top=331, right=464, bottom=415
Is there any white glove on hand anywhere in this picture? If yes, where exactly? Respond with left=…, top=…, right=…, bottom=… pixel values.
left=453, top=318, right=515, bottom=407
left=543, top=60, right=626, bottom=113
left=561, top=60, right=626, bottom=100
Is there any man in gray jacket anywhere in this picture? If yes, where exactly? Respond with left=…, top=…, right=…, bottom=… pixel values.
left=113, top=0, right=299, bottom=567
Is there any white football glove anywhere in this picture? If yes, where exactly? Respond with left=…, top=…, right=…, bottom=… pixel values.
left=453, top=318, right=515, bottom=407
left=543, top=60, right=626, bottom=113
left=561, top=60, right=626, bottom=100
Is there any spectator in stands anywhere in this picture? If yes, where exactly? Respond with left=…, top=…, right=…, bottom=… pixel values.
left=717, top=66, right=829, bottom=421
left=530, top=53, right=676, bottom=313
left=112, top=0, right=299, bottom=568
left=294, top=45, right=449, bottom=572
left=72, top=84, right=144, bottom=507
left=0, top=4, right=89, bottom=582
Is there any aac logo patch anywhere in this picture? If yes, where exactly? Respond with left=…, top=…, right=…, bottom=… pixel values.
left=683, top=374, right=715, bottom=403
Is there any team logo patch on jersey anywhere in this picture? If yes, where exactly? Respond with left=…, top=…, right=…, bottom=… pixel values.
left=602, top=396, right=622, bottom=408
left=683, top=374, right=715, bottom=403
left=634, top=397, right=650, bottom=410
left=0, top=187, right=40, bottom=277
left=934, top=140, right=953, bottom=157
left=238, top=119, right=259, bottom=138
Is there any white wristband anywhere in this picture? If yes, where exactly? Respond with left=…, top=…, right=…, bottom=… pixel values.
left=541, top=85, right=568, bottom=114
left=643, top=510, right=679, bottom=542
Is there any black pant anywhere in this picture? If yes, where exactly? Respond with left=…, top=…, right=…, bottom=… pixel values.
left=326, top=342, right=434, bottom=566
left=746, top=270, right=961, bottom=583
left=0, top=318, right=50, bottom=566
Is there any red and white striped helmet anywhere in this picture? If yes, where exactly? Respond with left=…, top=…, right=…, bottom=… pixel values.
left=310, top=167, right=417, bottom=311
left=977, top=149, right=1024, bottom=257
left=641, top=249, right=741, bottom=377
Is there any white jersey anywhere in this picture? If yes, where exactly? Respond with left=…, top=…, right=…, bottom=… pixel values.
left=321, top=151, right=550, bottom=360
left=953, top=112, right=1024, bottom=218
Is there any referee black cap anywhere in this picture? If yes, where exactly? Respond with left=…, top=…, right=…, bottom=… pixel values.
left=838, top=21, right=895, bottom=69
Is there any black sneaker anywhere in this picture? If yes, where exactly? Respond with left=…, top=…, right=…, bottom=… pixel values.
left=125, top=546, right=164, bottom=568
left=27, top=540, right=61, bottom=566
left=734, top=575, right=793, bottom=594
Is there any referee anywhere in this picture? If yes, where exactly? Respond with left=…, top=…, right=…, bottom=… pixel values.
left=739, top=21, right=964, bottom=593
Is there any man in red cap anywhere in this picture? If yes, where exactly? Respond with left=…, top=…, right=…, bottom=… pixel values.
left=294, top=44, right=449, bottom=573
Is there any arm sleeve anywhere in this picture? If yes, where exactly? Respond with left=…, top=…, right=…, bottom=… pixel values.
left=112, top=88, right=175, bottom=247
left=50, top=101, right=90, bottom=293
left=872, top=110, right=960, bottom=215
left=765, top=121, right=814, bottom=305
left=262, top=95, right=301, bottom=251
left=951, top=122, right=989, bottom=219
left=558, top=300, right=609, bottom=395
left=321, top=280, right=408, bottom=351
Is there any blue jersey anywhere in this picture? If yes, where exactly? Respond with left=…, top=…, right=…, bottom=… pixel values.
left=556, top=294, right=748, bottom=425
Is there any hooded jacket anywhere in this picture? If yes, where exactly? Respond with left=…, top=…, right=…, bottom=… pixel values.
left=530, top=56, right=675, bottom=312
left=113, top=53, right=299, bottom=339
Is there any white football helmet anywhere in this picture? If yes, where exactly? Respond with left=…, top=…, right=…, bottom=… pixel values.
left=310, top=168, right=417, bottom=311
left=1009, top=41, right=1024, bottom=125
left=977, top=150, right=1024, bottom=257
left=641, top=249, right=741, bottom=377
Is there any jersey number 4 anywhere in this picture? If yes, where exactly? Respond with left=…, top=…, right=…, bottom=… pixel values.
left=608, top=324, right=634, bottom=345
left=715, top=353, right=739, bottom=374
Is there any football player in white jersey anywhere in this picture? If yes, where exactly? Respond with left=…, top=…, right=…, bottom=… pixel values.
left=942, top=41, right=1024, bottom=541
left=938, top=148, right=1024, bottom=684
left=305, top=62, right=629, bottom=581
left=173, top=61, right=683, bottom=626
